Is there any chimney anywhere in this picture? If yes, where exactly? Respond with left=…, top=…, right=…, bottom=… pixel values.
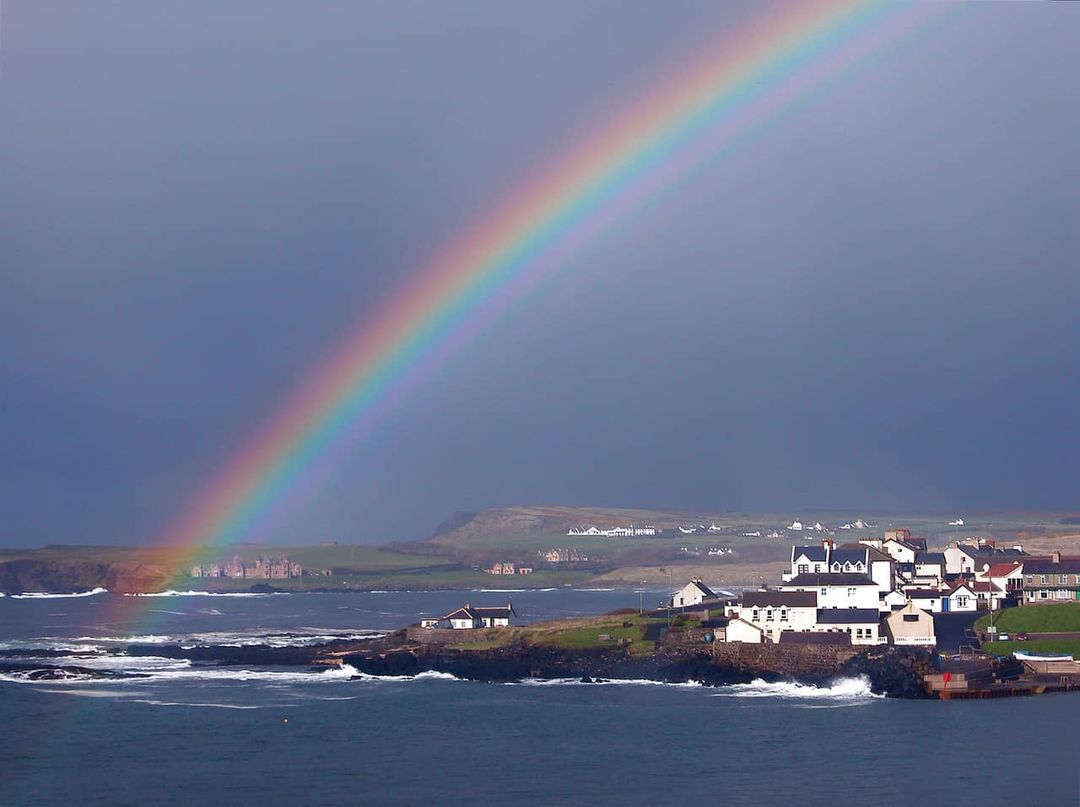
left=1053, top=551, right=1061, bottom=564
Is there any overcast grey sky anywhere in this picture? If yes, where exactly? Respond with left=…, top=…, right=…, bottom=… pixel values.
left=2, top=2, right=1078, bottom=547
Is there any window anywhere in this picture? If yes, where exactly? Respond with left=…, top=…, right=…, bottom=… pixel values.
left=752, top=609, right=760, bottom=621
left=1041, top=575, right=1049, bottom=584
left=780, top=609, right=788, bottom=622
left=847, top=588, right=856, bottom=597
left=798, top=564, right=809, bottom=574
left=1056, top=589, right=1069, bottom=600
left=814, top=564, right=822, bottom=573
left=903, top=614, right=919, bottom=622
left=820, top=588, right=828, bottom=596
left=1039, top=590, right=1049, bottom=600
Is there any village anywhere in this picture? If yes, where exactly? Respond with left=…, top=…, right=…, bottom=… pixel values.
left=420, top=528, right=1080, bottom=698
left=189, top=555, right=304, bottom=580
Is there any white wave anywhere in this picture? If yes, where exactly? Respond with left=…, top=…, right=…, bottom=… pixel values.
left=148, top=609, right=187, bottom=616
left=54, top=629, right=383, bottom=648
left=9, top=587, right=108, bottom=599
left=713, top=677, right=882, bottom=700
left=32, top=688, right=152, bottom=698
left=123, top=590, right=284, bottom=598
left=516, top=677, right=702, bottom=688
left=128, top=700, right=280, bottom=710
left=575, top=588, right=616, bottom=592
left=345, top=668, right=464, bottom=683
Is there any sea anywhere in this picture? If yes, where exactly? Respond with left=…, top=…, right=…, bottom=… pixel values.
left=2, top=588, right=1078, bottom=806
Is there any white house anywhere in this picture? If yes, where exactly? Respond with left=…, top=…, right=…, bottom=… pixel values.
left=780, top=573, right=879, bottom=610
left=670, top=579, right=717, bottom=608
left=976, top=561, right=1024, bottom=606
left=813, top=609, right=886, bottom=646
left=913, top=552, right=947, bottom=581
left=785, top=544, right=829, bottom=581
left=441, top=603, right=518, bottom=629
left=881, top=538, right=920, bottom=565
left=945, top=582, right=978, bottom=612
left=881, top=590, right=908, bottom=612
left=724, top=618, right=766, bottom=644
left=737, top=590, right=818, bottom=643
left=903, top=589, right=945, bottom=613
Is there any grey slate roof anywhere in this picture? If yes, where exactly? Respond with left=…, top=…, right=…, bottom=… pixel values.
left=915, top=552, right=946, bottom=565
left=782, top=573, right=877, bottom=587
left=793, top=546, right=829, bottom=563
left=689, top=580, right=717, bottom=598
left=1023, top=558, right=1080, bottom=575
left=830, top=548, right=867, bottom=566
left=815, top=608, right=881, bottom=624
left=905, top=589, right=943, bottom=599
left=741, top=590, right=817, bottom=608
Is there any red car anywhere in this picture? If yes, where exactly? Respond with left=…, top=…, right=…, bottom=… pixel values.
left=1016, top=632, right=1029, bottom=642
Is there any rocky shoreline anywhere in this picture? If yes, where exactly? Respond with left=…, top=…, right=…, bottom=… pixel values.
left=35, top=629, right=929, bottom=697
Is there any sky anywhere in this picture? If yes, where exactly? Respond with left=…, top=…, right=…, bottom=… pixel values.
left=2, top=2, right=1078, bottom=547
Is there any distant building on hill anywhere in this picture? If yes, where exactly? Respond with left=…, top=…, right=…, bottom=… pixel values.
left=190, top=555, right=302, bottom=579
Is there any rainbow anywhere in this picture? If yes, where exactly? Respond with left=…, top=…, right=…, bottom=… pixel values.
left=151, top=1, right=945, bottom=573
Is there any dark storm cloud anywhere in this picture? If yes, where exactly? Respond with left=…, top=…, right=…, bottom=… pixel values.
left=2, top=2, right=1078, bottom=546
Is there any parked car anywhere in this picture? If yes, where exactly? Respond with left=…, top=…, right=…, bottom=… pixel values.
left=997, top=632, right=1010, bottom=641
left=1016, top=632, right=1029, bottom=641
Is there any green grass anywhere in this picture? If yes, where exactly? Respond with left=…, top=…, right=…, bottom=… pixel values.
left=528, top=614, right=666, bottom=656
left=982, top=639, right=1080, bottom=659
left=975, top=603, right=1080, bottom=634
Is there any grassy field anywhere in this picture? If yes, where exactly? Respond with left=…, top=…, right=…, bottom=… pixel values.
left=975, top=603, right=1080, bottom=634
left=982, top=639, right=1080, bottom=659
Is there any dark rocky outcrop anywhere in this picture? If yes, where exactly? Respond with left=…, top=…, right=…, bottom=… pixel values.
left=0, top=661, right=149, bottom=681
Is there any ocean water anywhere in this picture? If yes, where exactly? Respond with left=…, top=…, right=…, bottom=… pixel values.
left=2, top=590, right=1078, bottom=806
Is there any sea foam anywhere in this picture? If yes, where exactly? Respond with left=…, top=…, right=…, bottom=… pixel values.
left=713, top=677, right=881, bottom=701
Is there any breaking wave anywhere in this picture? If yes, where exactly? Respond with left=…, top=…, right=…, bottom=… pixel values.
left=123, top=590, right=286, bottom=598
left=9, top=588, right=108, bottom=599
left=713, top=677, right=882, bottom=701
left=517, top=677, right=702, bottom=688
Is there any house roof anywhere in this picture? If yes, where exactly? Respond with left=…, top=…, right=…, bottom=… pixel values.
left=905, top=589, right=943, bottom=599
left=444, top=606, right=479, bottom=621
left=782, top=573, right=877, bottom=587
left=957, top=544, right=1027, bottom=559
left=830, top=547, right=868, bottom=566
left=985, top=562, right=1023, bottom=577
left=473, top=605, right=516, bottom=618
left=443, top=604, right=515, bottom=620
left=779, top=631, right=851, bottom=646
left=815, top=608, right=881, bottom=624
left=1023, top=557, right=1080, bottom=574
left=885, top=537, right=924, bottom=552
left=741, top=590, right=817, bottom=608
left=962, top=580, right=1002, bottom=593
left=915, top=552, right=946, bottom=565
left=686, top=580, right=717, bottom=598
left=793, top=546, right=829, bottom=562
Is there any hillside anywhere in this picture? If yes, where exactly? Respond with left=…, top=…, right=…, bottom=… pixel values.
left=5, top=507, right=1080, bottom=594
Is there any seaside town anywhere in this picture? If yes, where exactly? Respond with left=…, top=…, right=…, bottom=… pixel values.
left=423, top=527, right=1080, bottom=698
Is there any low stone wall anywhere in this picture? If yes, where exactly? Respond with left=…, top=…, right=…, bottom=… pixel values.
left=709, top=641, right=859, bottom=677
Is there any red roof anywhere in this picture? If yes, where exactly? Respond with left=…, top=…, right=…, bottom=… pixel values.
left=985, top=562, right=1022, bottom=578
